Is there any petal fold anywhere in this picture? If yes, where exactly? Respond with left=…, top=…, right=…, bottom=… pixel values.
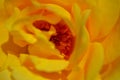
left=43, top=4, right=71, bottom=20
left=0, top=69, right=11, bottom=80
left=69, top=4, right=90, bottom=67
left=11, top=66, right=49, bottom=80
left=87, top=0, right=120, bottom=41
left=0, top=48, right=7, bottom=70
left=85, top=42, right=104, bottom=80
left=20, top=54, right=69, bottom=73
left=102, top=58, right=120, bottom=80
left=68, top=67, right=84, bottom=80
left=102, top=16, right=120, bottom=64
left=0, top=25, right=9, bottom=46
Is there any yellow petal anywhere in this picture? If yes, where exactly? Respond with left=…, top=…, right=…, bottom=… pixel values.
left=43, top=4, right=71, bottom=20
left=95, top=75, right=102, bottom=80
left=0, top=25, right=9, bottom=46
left=21, top=5, right=61, bottom=24
left=0, top=24, right=8, bottom=70
left=85, top=42, right=104, bottom=80
left=28, top=41, right=63, bottom=59
left=31, top=57, right=69, bottom=73
left=0, top=69, right=11, bottom=80
left=0, top=53, right=20, bottom=70
left=0, top=48, right=7, bottom=70
left=69, top=27, right=89, bottom=67
left=102, top=58, right=120, bottom=80
left=3, top=54, right=21, bottom=69
left=5, top=7, right=21, bottom=31
left=102, top=16, right=120, bottom=64
left=71, top=3, right=90, bottom=33
left=32, top=0, right=73, bottom=12
left=11, top=24, right=37, bottom=45
left=19, top=30, right=37, bottom=44
left=30, top=26, right=50, bottom=42
left=31, top=2, right=71, bottom=20
left=69, top=4, right=90, bottom=67
left=87, top=0, right=120, bottom=41
left=68, top=67, right=84, bottom=80
left=0, top=0, right=4, bottom=9
left=11, top=66, right=49, bottom=80
left=28, top=26, right=62, bottom=59
left=19, top=53, right=28, bottom=64
left=20, top=54, right=69, bottom=73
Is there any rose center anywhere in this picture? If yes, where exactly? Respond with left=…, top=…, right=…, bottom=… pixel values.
left=33, top=20, right=75, bottom=59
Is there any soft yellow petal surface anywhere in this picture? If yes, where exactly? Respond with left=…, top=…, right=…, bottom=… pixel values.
left=85, top=42, right=104, bottom=80
left=34, top=0, right=74, bottom=12
left=3, top=54, right=21, bottom=69
left=42, top=4, right=71, bottom=20
left=95, top=75, right=102, bottom=80
left=11, top=24, right=37, bottom=45
left=0, top=25, right=9, bottom=46
left=69, top=4, right=90, bottom=67
left=11, top=66, right=49, bottom=80
left=102, top=58, right=120, bottom=80
left=0, top=48, right=7, bottom=70
left=0, top=69, right=11, bottom=80
left=28, top=41, right=63, bottom=59
left=68, top=67, right=84, bottom=80
left=86, top=0, right=120, bottom=41
left=20, top=54, right=69, bottom=73
left=0, top=0, right=4, bottom=10
left=0, top=26, right=8, bottom=70
left=30, top=1, right=71, bottom=20
left=102, top=16, right=120, bottom=64
left=5, top=7, right=21, bottom=31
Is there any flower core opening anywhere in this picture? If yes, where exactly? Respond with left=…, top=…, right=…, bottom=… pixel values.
left=33, top=20, right=75, bottom=59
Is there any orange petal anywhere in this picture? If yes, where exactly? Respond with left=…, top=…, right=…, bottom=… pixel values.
left=102, top=16, right=120, bottom=64
left=35, top=0, right=73, bottom=11
left=85, top=42, right=104, bottom=80
left=4, top=0, right=32, bottom=11
left=68, top=67, right=84, bottom=80
left=1, top=35, right=28, bottom=56
left=0, top=0, right=9, bottom=21
left=87, top=0, right=120, bottom=41
left=102, top=57, right=120, bottom=80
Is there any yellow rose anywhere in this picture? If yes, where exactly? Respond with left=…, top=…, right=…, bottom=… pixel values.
left=0, top=0, right=120, bottom=80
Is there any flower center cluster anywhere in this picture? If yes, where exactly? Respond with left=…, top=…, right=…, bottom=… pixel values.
left=33, top=20, right=75, bottom=59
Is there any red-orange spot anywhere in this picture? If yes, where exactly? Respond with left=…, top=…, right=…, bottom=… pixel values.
left=33, top=20, right=75, bottom=59
left=50, top=22, right=75, bottom=59
left=33, top=20, right=51, bottom=31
